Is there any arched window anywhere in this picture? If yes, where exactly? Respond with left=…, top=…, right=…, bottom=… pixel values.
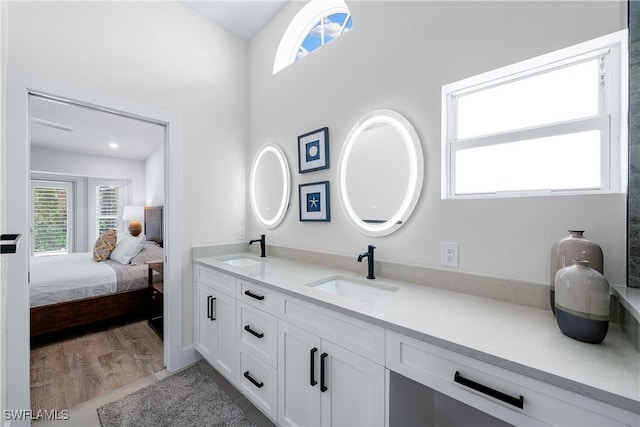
left=273, top=0, right=353, bottom=74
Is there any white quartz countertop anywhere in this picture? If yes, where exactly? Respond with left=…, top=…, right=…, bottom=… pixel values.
left=194, top=253, right=640, bottom=414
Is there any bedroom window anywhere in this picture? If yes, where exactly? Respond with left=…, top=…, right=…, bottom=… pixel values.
left=273, top=0, right=353, bottom=74
left=441, top=30, right=627, bottom=199
left=31, top=180, right=74, bottom=256
left=89, top=179, right=125, bottom=243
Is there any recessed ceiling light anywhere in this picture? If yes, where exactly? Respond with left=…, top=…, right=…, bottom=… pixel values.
left=109, top=143, right=119, bottom=149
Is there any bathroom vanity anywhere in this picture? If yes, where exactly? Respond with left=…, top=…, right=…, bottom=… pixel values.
left=193, top=252, right=640, bottom=427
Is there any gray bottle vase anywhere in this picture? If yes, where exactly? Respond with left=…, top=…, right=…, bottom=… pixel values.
left=554, top=260, right=609, bottom=344
left=550, top=230, right=603, bottom=315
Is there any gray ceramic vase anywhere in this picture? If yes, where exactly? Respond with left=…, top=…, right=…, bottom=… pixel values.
left=554, top=260, right=609, bottom=344
left=550, top=230, right=603, bottom=315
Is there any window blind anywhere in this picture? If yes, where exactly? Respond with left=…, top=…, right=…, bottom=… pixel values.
left=32, top=183, right=71, bottom=255
left=96, top=185, right=120, bottom=235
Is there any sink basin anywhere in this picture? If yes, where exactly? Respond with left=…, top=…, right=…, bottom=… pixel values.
left=309, top=276, right=398, bottom=304
left=222, top=257, right=263, bottom=268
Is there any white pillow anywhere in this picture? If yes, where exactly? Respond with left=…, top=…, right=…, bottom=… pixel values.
left=110, top=234, right=147, bottom=265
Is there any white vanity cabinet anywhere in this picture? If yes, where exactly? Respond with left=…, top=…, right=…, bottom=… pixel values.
left=386, top=330, right=638, bottom=427
left=278, top=300, right=386, bottom=427
left=194, top=266, right=238, bottom=384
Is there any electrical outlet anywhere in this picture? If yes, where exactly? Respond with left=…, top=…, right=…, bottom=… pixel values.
left=441, top=242, right=458, bottom=267
left=238, top=226, right=245, bottom=240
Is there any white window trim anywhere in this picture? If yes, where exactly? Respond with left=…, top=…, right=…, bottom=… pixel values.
left=441, top=29, right=628, bottom=199
left=31, top=179, right=74, bottom=256
left=88, top=178, right=128, bottom=244
left=273, top=0, right=350, bottom=74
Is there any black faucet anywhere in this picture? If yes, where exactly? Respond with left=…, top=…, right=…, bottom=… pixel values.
left=357, top=245, right=375, bottom=279
left=249, top=234, right=266, bottom=257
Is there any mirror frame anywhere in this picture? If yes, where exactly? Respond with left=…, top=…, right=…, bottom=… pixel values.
left=338, top=109, right=424, bottom=236
left=249, top=143, right=291, bottom=229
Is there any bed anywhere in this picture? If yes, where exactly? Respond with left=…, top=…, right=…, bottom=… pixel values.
left=30, top=206, right=164, bottom=340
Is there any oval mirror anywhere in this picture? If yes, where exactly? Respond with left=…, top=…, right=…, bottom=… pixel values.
left=338, top=109, right=424, bottom=236
left=250, top=144, right=291, bottom=229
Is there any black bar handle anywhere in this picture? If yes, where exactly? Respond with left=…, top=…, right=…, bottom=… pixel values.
left=244, top=290, right=265, bottom=301
left=210, top=297, right=216, bottom=321
left=244, top=325, right=264, bottom=339
left=206, top=296, right=212, bottom=320
left=320, top=352, right=328, bottom=392
left=244, top=371, right=264, bottom=389
left=310, top=348, right=318, bottom=386
left=454, top=371, right=524, bottom=409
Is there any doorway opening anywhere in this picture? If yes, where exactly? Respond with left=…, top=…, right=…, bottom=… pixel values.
left=28, top=93, right=167, bottom=410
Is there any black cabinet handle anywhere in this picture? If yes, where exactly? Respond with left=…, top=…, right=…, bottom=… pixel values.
left=310, top=348, right=318, bottom=386
left=206, top=296, right=212, bottom=320
left=244, top=290, right=265, bottom=301
left=244, top=371, right=264, bottom=389
left=454, top=371, right=524, bottom=409
left=320, top=352, right=328, bottom=392
left=209, top=297, right=216, bottom=321
left=244, top=325, right=264, bottom=339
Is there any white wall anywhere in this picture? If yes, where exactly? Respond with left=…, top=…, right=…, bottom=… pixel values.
left=8, top=0, right=248, bottom=349
left=31, top=146, right=146, bottom=205
left=248, top=1, right=628, bottom=286
left=145, top=144, right=164, bottom=206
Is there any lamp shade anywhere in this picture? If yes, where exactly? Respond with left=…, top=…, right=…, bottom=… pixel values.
left=122, top=206, right=144, bottom=221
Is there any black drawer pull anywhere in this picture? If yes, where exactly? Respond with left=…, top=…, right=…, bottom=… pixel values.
left=310, top=347, right=318, bottom=386
left=454, top=371, right=524, bottom=409
left=244, top=290, right=265, bottom=301
left=320, top=352, right=328, bottom=392
left=206, top=296, right=212, bottom=320
left=244, top=371, right=264, bottom=389
left=244, top=325, right=264, bottom=339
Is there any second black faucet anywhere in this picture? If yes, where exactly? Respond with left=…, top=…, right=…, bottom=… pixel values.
left=249, top=234, right=266, bottom=257
left=357, top=245, right=375, bottom=279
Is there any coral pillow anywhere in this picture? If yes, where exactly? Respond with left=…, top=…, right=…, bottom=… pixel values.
left=93, top=228, right=117, bottom=261
left=110, top=234, right=147, bottom=265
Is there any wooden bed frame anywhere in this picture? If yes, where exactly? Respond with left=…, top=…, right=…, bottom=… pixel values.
left=30, top=206, right=163, bottom=340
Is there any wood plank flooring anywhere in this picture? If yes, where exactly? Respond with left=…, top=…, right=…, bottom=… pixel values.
left=30, top=321, right=164, bottom=413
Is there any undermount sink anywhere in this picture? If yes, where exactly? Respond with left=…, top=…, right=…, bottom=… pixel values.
left=222, top=257, right=263, bottom=268
left=308, top=276, right=398, bottom=304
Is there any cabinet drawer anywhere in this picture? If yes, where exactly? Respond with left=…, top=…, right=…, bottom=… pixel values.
left=238, top=280, right=284, bottom=317
left=239, top=349, right=278, bottom=422
left=195, top=265, right=236, bottom=297
left=386, top=330, right=630, bottom=427
left=237, top=302, right=278, bottom=369
left=282, top=296, right=385, bottom=365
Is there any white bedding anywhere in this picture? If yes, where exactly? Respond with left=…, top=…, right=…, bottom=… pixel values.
left=30, top=253, right=117, bottom=307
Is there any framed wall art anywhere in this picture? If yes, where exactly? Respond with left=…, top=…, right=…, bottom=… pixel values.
left=299, top=181, right=330, bottom=222
left=298, top=127, right=329, bottom=173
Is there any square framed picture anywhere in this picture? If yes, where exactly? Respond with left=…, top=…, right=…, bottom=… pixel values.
left=299, top=181, right=330, bottom=222
left=298, top=127, right=329, bottom=173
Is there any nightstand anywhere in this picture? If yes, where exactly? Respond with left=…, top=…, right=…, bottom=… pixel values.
left=147, top=261, right=164, bottom=339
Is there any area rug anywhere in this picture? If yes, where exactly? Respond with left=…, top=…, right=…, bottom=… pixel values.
left=97, top=364, right=258, bottom=427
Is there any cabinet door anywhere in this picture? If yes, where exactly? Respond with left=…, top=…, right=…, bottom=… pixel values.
left=210, top=290, right=237, bottom=383
left=195, top=282, right=216, bottom=362
left=320, top=340, right=385, bottom=427
left=278, top=321, right=322, bottom=427
left=195, top=282, right=237, bottom=383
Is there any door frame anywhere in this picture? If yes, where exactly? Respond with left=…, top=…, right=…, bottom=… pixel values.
left=6, top=71, right=194, bottom=418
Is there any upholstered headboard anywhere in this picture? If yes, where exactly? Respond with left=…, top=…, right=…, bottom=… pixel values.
left=144, top=206, right=163, bottom=247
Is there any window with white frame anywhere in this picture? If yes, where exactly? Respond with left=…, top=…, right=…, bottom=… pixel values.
left=441, top=30, right=628, bottom=198
left=273, top=0, right=353, bottom=74
left=31, top=180, right=74, bottom=256
left=89, top=179, right=125, bottom=243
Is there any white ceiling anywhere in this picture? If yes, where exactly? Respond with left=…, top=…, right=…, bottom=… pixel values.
left=30, top=96, right=165, bottom=161
left=181, top=0, right=288, bottom=40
